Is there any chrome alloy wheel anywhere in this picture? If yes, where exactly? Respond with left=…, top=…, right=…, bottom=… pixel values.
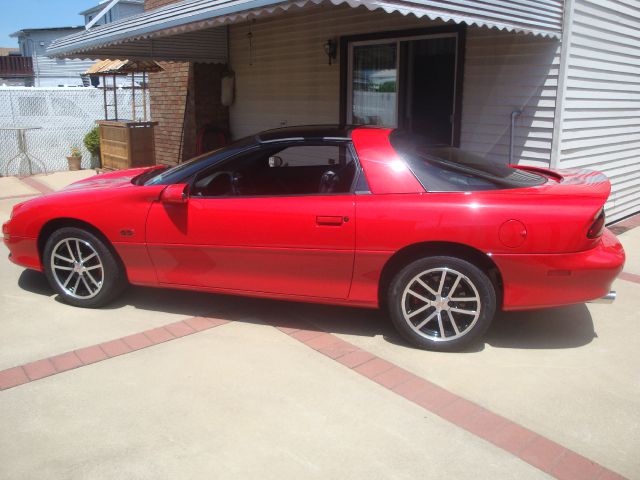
left=50, top=237, right=104, bottom=299
left=401, top=267, right=481, bottom=342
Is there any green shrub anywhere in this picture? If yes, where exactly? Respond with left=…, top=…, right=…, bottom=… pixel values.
left=83, top=127, right=100, bottom=156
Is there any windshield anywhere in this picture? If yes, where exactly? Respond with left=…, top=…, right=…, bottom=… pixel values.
left=144, top=135, right=256, bottom=186
left=390, top=131, right=547, bottom=191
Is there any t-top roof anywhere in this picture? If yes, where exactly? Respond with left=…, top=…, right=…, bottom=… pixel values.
left=256, top=125, right=356, bottom=143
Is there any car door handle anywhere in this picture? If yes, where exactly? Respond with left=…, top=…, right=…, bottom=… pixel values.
left=316, top=215, right=345, bottom=226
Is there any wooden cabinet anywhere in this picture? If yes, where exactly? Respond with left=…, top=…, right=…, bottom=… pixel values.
left=97, top=120, right=158, bottom=170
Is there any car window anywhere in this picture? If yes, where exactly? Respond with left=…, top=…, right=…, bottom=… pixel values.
left=390, top=131, right=546, bottom=191
left=191, top=144, right=358, bottom=197
left=277, top=145, right=340, bottom=167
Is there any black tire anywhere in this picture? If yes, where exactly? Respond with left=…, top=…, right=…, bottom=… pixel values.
left=387, top=256, right=496, bottom=352
left=43, top=227, right=127, bottom=308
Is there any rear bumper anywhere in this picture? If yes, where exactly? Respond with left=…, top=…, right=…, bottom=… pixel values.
left=494, top=228, right=625, bottom=310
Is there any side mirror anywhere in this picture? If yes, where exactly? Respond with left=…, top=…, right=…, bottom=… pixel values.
left=161, top=183, right=189, bottom=204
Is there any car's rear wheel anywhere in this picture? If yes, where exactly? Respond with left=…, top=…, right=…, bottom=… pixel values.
left=387, top=256, right=496, bottom=351
left=43, top=227, right=126, bottom=308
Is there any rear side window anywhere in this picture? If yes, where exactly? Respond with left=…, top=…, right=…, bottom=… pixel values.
left=390, top=132, right=546, bottom=192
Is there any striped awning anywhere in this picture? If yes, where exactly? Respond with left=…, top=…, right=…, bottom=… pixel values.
left=85, top=59, right=164, bottom=74
left=47, top=0, right=563, bottom=62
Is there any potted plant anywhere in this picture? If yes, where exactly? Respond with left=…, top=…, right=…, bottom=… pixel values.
left=83, top=126, right=101, bottom=169
left=67, top=146, right=82, bottom=171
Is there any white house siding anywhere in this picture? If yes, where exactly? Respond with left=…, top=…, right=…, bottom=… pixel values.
left=228, top=4, right=560, bottom=167
left=557, top=0, right=640, bottom=222
left=19, top=30, right=95, bottom=87
left=461, top=28, right=560, bottom=167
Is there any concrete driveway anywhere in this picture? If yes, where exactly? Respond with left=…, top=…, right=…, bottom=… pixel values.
left=1, top=171, right=638, bottom=479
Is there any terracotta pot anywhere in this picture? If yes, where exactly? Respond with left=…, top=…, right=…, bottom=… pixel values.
left=67, top=156, right=82, bottom=171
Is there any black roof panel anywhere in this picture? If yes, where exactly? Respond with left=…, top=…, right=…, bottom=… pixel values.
left=256, top=125, right=356, bottom=143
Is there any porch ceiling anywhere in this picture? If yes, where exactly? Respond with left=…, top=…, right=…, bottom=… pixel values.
left=47, top=0, right=563, bottom=62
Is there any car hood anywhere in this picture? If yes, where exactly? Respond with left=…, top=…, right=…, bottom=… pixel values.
left=63, top=166, right=163, bottom=191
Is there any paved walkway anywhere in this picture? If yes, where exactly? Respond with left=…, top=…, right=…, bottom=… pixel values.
left=0, top=171, right=638, bottom=479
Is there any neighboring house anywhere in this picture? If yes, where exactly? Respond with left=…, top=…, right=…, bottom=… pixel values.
left=80, top=0, right=144, bottom=27
left=47, top=0, right=640, bottom=223
left=0, top=55, right=33, bottom=87
left=11, top=27, right=91, bottom=87
left=0, top=46, right=31, bottom=86
left=11, top=0, right=145, bottom=87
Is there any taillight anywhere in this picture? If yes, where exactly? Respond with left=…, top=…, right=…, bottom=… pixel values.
left=587, top=208, right=605, bottom=238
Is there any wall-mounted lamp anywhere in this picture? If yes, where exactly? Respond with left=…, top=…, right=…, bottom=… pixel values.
left=323, top=38, right=337, bottom=65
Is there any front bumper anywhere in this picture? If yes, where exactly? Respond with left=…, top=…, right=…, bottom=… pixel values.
left=3, top=219, right=41, bottom=271
left=493, top=228, right=625, bottom=311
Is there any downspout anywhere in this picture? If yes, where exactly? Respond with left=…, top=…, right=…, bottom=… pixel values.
left=550, top=0, right=575, bottom=170
left=509, top=109, right=522, bottom=165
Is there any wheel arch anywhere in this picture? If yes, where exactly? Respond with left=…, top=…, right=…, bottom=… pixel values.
left=37, top=218, right=125, bottom=272
left=378, top=241, right=503, bottom=308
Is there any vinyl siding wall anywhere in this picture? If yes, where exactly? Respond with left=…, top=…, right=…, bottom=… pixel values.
left=19, top=30, right=94, bottom=87
left=228, top=4, right=560, bottom=167
left=557, top=0, right=640, bottom=222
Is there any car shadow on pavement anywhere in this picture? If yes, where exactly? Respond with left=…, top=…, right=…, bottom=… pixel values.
left=485, top=305, right=597, bottom=350
left=18, top=269, right=596, bottom=352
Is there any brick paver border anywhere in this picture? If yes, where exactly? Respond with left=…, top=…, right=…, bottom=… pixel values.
left=17, top=176, right=55, bottom=195
left=0, top=315, right=228, bottom=391
left=274, top=323, right=627, bottom=480
left=0, top=311, right=628, bottom=479
left=618, top=272, right=640, bottom=285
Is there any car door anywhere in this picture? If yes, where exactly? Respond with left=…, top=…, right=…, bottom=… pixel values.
left=145, top=142, right=357, bottom=299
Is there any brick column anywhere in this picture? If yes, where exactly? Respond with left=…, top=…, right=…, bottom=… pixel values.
left=145, top=0, right=192, bottom=166
left=145, top=0, right=230, bottom=165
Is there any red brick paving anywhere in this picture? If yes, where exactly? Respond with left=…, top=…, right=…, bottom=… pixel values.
left=74, top=345, right=108, bottom=365
left=552, top=451, right=604, bottom=480
left=0, top=315, right=227, bottom=392
left=0, top=366, right=29, bottom=390
left=289, top=328, right=325, bottom=342
left=0, top=310, right=629, bottom=480
left=100, top=339, right=132, bottom=357
left=165, top=320, right=196, bottom=337
left=184, top=316, right=227, bottom=331
left=519, top=435, right=568, bottom=473
left=618, top=271, right=640, bottom=284
left=485, top=422, right=538, bottom=456
left=122, top=333, right=154, bottom=351
left=334, top=349, right=375, bottom=368
left=50, top=352, right=83, bottom=372
left=143, top=326, right=175, bottom=344
left=371, top=365, right=415, bottom=389
left=17, top=176, right=55, bottom=195
left=352, top=357, right=395, bottom=377
left=23, top=359, right=57, bottom=380
left=278, top=323, right=628, bottom=480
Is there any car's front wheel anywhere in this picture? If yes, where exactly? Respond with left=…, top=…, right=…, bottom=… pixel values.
left=43, top=227, right=126, bottom=308
left=387, top=256, right=496, bottom=351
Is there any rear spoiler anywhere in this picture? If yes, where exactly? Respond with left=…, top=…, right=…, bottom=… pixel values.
left=512, top=165, right=563, bottom=182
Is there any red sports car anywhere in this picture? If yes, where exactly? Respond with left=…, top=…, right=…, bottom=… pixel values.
left=2, top=126, right=625, bottom=351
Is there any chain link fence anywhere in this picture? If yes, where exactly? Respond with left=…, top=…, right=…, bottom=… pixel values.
left=0, top=87, right=150, bottom=176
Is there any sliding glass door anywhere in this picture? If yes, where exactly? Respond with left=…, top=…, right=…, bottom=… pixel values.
left=346, top=32, right=460, bottom=146
left=350, top=41, right=398, bottom=127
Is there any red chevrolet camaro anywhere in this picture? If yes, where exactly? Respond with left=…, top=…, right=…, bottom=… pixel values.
left=3, top=126, right=625, bottom=350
